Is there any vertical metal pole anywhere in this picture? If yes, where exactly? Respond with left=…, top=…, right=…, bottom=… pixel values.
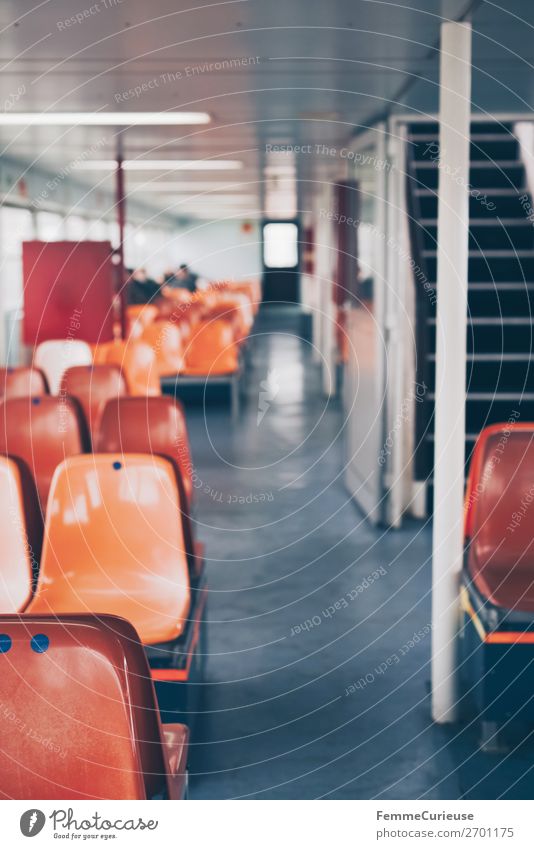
left=431, top=21, right=472, bottom=723
left=116, top=140, right=127, bottom=339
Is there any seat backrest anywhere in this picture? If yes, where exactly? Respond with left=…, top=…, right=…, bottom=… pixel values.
left=184, top=318, right=239, bottom=373
left=0, top=614, right=169, bottom=800
left=63, top=365, right=126, bottom=445
left=141, top=321, right=184, bottom=377
left=0, top=456, right=41, bottom=613
left=466, top=424, right=534, bottom=578
left=126, top=304, right=159, bottom=339
left=28, top=454, right=190, bottom=646
left=0, top=396, right=89, bottom=510
left=96, top=396, right=193, bottom=508
left=34, top=339, right=92, bottom=395
left=101, top=339, right=161, bottom=396
left=0, top=367, right=48, bottom=399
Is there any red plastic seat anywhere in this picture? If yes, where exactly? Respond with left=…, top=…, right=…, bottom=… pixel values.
left=0, top=367, right=48, bottom=399
left=62, top=365, right=126, bottom=445
left=0, top=614, right=189, bottom=799
left=465, top=423, right=534, bottom=612
left=97, top=396, right=193, bottom=507
left=0, top=396, right=89, bottom=510
left=0, top=456, right=42, bottom=613
left=26, top=454, right=191, bottom=646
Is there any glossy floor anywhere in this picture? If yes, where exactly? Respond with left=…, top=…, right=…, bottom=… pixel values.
left=184, top=306, right=534, bottom=800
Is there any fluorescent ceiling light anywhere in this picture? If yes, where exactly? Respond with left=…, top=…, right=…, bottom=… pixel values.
left=168, top=195, right=257, bottom=203
left=128, top=182, right=248, bottom=192
left=128, top=182, right=243, bottom=190
left=76, top=159, right=242, bottom=171
left=264, top=165, right=296, bottom=176
left=0, top=112, right=210, bottom=126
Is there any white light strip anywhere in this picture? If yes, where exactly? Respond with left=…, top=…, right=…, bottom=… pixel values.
left=75, top=160, right=243, bottom=171
left=0, top=112, right=210, bottom=126
left=128, top=185, right=251, bottom=195
left=127, top=181, right=246, bottom=190
left=167, top=195, right=257, bottom=203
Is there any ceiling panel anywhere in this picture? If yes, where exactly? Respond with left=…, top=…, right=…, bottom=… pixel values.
left=1, top=1, right=532, bottom=218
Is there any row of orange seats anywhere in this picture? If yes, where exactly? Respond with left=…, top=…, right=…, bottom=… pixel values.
left=126, top=279, right=259, bottom=379
left=0, top=380, right=204, bottom=798
left=0, top=279, right=259, bottom=798
left=0, top=287, right=259, bottom=796
left=0, top=413, right=205, bottom=677
left=27, top=279, right=259, bottom=400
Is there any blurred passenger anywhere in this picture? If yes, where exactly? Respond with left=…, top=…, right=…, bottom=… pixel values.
left=165, top=263, right=199, bottom=293
left=162, top=268, right=180, bottom=288
left=127, top=267, right=163, bottom=305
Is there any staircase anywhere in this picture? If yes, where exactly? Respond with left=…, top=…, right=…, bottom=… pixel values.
left=407, top=121, right=534, bottom=509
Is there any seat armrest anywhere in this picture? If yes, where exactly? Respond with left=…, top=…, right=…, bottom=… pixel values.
left=162, top=723, right=190, bottom=800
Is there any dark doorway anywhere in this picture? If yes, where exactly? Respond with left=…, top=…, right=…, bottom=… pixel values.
left=262, top=220, right=300, bottom=303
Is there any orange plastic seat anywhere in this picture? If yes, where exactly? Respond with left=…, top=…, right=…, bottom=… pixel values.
left=0, top=456, right=42, bottom=613
left=0, top=614, right=189, bottom=799
left=218, top=292, right=253, bottom=334
left=0, top=366, right=48, bottom=399
left=202, top=301, right=247, bottom=343
left=0, top=396, right=89, bottom=510
left=183, top=318, right=239, bottom=376
left=34, top=339, right=92, bottom=395
left=63, top=365, right=126, bottom=444
left=93, top=339, right=161, bottom=396
left=126, top=303, right=158, bottom=339
left=97, top=396, right=193, bottom=508
left=91, top=340, right=113, bottom=365
left=141, top=320, right=184, bottom=377
left=26, top=454, right=191, bottom=646
left=465, top=423, right=534, bottom=612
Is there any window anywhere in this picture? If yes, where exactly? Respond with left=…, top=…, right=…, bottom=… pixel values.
left=263, top=222, right=298, bottom=268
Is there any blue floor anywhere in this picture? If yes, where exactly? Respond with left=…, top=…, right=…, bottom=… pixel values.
left=183, top=305, right=534, bottom=800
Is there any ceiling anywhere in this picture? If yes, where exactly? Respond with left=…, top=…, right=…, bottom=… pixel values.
left=0, top=0, right=533, bottom=219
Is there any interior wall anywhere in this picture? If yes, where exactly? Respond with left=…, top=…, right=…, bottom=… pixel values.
left=168, top=219, right=262, bottom=282
left=341, top=127, right=389, bottom=524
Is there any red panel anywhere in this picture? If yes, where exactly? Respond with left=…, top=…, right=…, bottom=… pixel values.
left=23, top=241, right=115, bottom=345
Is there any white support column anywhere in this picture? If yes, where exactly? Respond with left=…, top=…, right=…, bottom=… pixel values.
left=431, top=20, right=472, bottom=723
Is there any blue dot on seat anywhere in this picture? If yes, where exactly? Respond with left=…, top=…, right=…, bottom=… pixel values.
left=32, top=397, right=41, bottom=405
left=113, top=461, right=122, bottom=470
left=31, top=634, right=49, bottom=653
left=0, top=634, right=12, bottom=653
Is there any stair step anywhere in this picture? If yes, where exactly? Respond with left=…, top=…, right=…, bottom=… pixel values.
left=426, top=358, right=533, bottom=393
left=418, top=223, right=534, bottom=251
left=429, top=392, right=534, bottom=401
left=428, top=353, right=532, bottom=361
left=468, top=282, right=534, bottom=289
left=424, top=253, right=534, bottom=282
left=419, top=218, right=533, bottom=227
left=415, top=187, right=525, bottom=196
left=423, top=249, right=534, bottom=258
left=407, top=121, right=513, bottom=137
left=428, top=322, right=533, bottom=352
left=415, top=160, right=520, bottom=169
left=428, top=317, right=532, bottom=324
